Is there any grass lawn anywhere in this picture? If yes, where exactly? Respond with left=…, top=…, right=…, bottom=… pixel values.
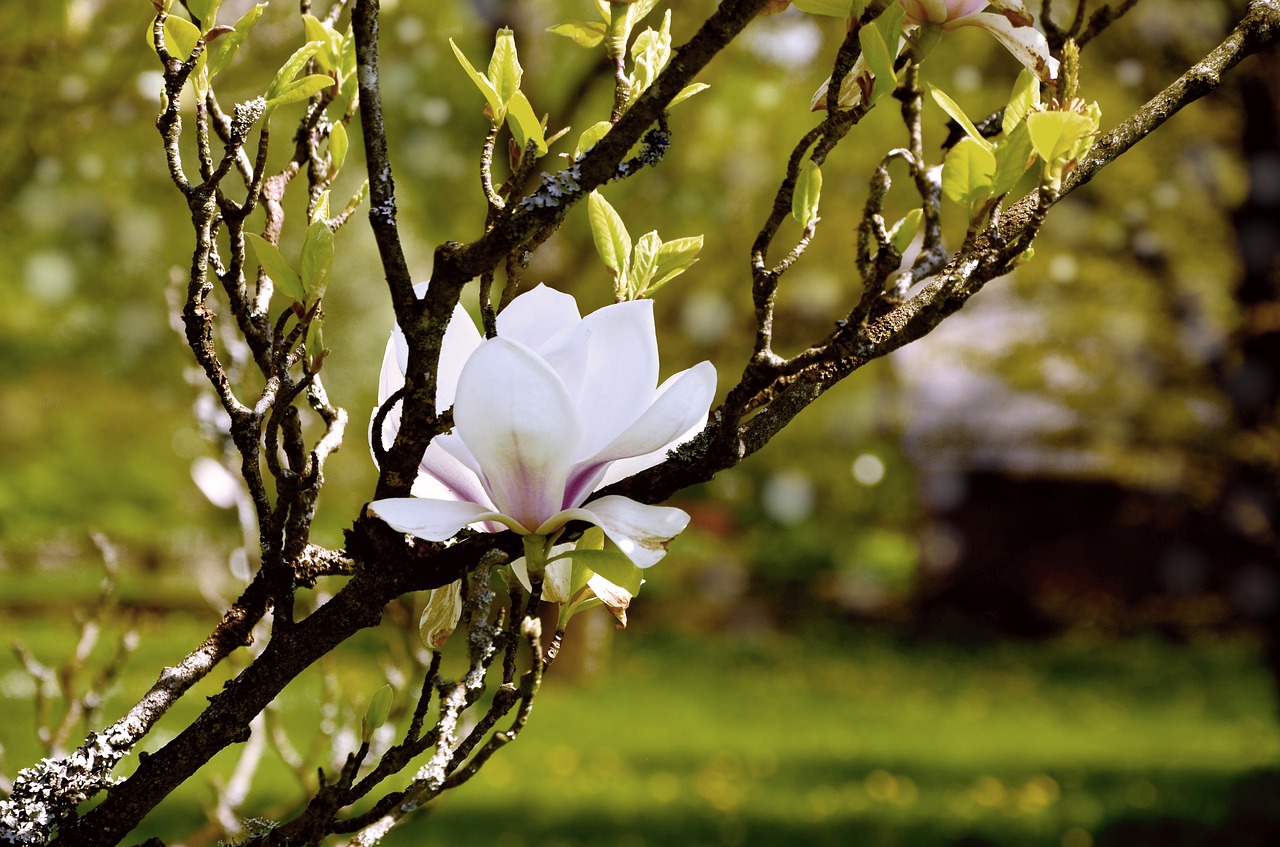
left=2, top=605, right=1279, bottom=846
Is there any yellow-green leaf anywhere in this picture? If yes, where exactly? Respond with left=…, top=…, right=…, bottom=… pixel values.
left=488, top=28, right=523, bottom=104
left=360, top=684, right=393, bottom=743
left=505, top=89, right=547, bottom=157
left=328, top=122, right=349, bottom=174
left=1003, top=68, right=1040, bottom=135
left=1026, top=110, right=1096, bottom=164
left=942, top=136, right=996, bottom=217
left=246, top=233, right=304, bottom=303
left=588, top=190, right=631, bottom=290
left=206, top=3, right=265, bottom=79
left=792, top=159, right=822, bottom=227
left=300, top=220, right=334, bottom=297
left=888, top=209, right=923, bottom=254
left=547, top=20, right=607, bottom=49
left=450, top=38, right=504, bottom=123
left=931, top=86, right=993, bottom=153
left=266, top=42, right=322, bottom=101
left=267, top=73, right=333, bottom=110
left=575, top=120, right=612, bottom=158
left=648, top=235, right=703, bottom=293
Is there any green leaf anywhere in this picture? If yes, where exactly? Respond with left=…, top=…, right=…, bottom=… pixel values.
left=450, top=38, right=504, bottom=123
left=206, top=3, right=266, bottom=79
left=267, top=73, right=333, bottom=110
left=328, top=122, right=349, bottom=174
left=361, top=684, right=394, bottom=743
left=792, top=159, right=822, bottom=227
left=245, top=233, right=304, bottom=303
left=990, top=120, right=1035, bottom=197
left=1026, top=110, right=1096, bottom=164
left=858, top=22, right=896, bottom=105
left=186, top=0, right=222, bottom=25
left=941, top=136, right=996, bottom=217
left=628, top=11, right=671, bottom=102
left=266, top=42, right=322, bottom=102
left=547, top=21, right=607, bottom=49
left=1003, top=68, right=1040, bottom=135
left=306, top=314, right=326, bottom=364
left=670, top=82, right=709, bottom=108
left=873, top=0, right=905, bottom=62
left=504, top=89, right=547, bottom=157
left=647, top=235, right=703, bottom=293
left=311, top=191, right=331, bottom=226
left=629, top=231, right=661, bottom=295
left=160, top=14, right=202, bottom=60
left=931, top=86, right=993, bottom=153
left=302, top=14, right=343, bottom=74
left=588, top=191, right=632, bottom=288
left=888, top=209, right=922, bottom=255
left=488, top=28, right=523, bottom=104
left=566, top=549, right=643, bottom=595
left=575, top=120, right=612, bottom=158
left=791, top=0, right=853, bottom=15
left=300, top=220, right=334, bottom=297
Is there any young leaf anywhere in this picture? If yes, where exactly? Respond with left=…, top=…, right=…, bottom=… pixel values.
left=1026, top=111, right=1096, bottom=165
left=931, top=86, right=994, bottom=153
left=360, top=684, right=394, bottom=743
left=566, top=549, right=644, bottom=595
left=547, top=21, right=607, bottom=49
left=328, top=121, right=349, bottom=174
left=267, top=73, right=333, bottom=110
left=670, top=82, right=710, bottom=108
left=575, top=120, right=612, bottom=158
left=246, top=233, right=305, bottom=303
left=630, top=231, right=661, bottom=296
left=888, top=209, right=923, bottom=255
left=942, top=136, right=996, bottom=217
left=648, top=235, right=704, bottom=293
left=488, top=28, right=523, bottom=105
left=186, top=0, right=222, bottom=25
left=206, top=3, right=266, bottom=79
left=505, top=89, right=547, bottom=157
left=990, top=120, right=1035, bottom=198
left=311, top=190, right=331, bottom=226
left=588, top=191, right=632, bottom=282
left=792, top=159, right=823, bottom=227
left=266, top=42, right=322, bottom=102
left=858, top=23, right=896, bottom=105
left=449, top=39, right=504, bottom=123
left=791, top=0, right=853, bottom=15
left=306, top=315, right=326, bottom=366
left=628, top=11, right=672, bottom=102
left=1003, top=68, right=1040, bottom=135
left=300, top=220, right=334, bottom=297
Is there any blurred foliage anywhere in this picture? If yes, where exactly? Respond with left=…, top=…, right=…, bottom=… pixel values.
left=0, top=0, right=1262, bottom=625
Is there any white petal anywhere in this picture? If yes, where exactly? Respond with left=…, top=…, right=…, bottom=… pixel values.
left=437, top=303, right=483, bottom=410
left=453, top=338, right=579, bottom=529
left=540, top=495, right=690, bottom=569
left=418, top=436, right=493, bottom=506
left=566, top=361, right=717, bottom=502
left=496, top=284, right=581, bottom=350
left=951, top=12, right=1059, bottom=81
left=565, top=299, right=661, bottom=459
left=368, top=497, right=528, bottom=540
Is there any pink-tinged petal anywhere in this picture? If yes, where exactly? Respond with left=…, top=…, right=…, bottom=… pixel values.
left=566, top=299, right=661, bottom=459
left=944, top=0, right=990, bottom=21
left=496, top=284, right=581, bottom=350
left=419, top=436, right=493, bottom=507
left=540, top=495, right=690, bottom=569
left=950, top=12, right=1059, bottom=81
left=453, top=338, right=579, bottom=529
left=369, top=497, right=529, bottom=540
left=565, top=361, right=717, bottom=503
left=904, top=0, right=948, bottom=24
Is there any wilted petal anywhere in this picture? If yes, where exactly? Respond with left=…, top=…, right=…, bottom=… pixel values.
left=951, top=12, right=1058, bottom=81
left=543, top=495, right=690, bottom=569
left=453, top=338, right=579, bottom=529
left=810, top=54, right=872, bottom=111
left=495, top=283, right=581, bottom=350
left=542, top=558, right=574, bottom=604
left=987, top=0, right=1036, bottom=28
left=587, top=573, right=634, bottom=628
left=419, top=580, right=463, bottom=649
left=368, top=497, right=528, bottom=540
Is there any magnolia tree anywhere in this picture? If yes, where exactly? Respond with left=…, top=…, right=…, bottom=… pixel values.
left=3, top=0, right=1278, bottom=844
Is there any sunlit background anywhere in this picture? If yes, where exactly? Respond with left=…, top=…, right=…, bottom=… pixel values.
left=2, top=1, right=1279, bottom=845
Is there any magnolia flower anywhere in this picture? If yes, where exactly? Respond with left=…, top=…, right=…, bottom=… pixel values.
left=810, top=0, right=1059, bottom=111
left=369, top=284, right=716, bottom=571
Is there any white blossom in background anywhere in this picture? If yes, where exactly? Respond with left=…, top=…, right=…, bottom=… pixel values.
left=809, top=0, right=1060, bottom=110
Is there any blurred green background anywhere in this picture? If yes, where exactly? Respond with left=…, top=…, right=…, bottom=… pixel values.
left=3, top=1, right=1280, bottom=845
